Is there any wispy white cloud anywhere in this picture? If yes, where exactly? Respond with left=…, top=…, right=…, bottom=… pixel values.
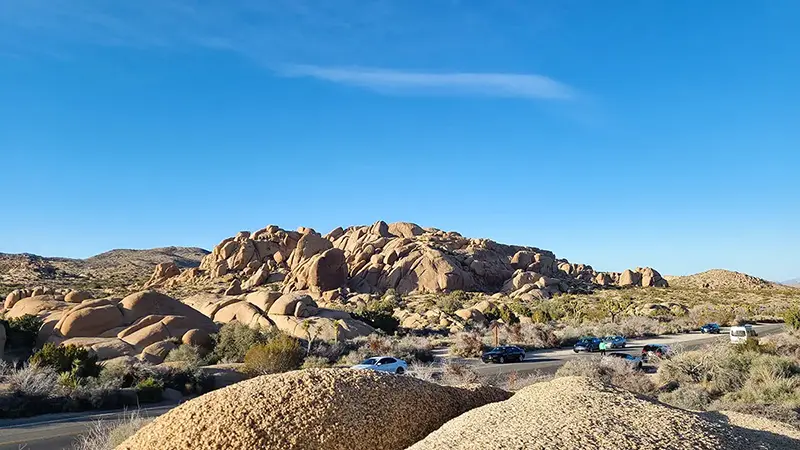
left=281, top=65, right=575, bottom=100
left=0, top=1, right=576, bottom=100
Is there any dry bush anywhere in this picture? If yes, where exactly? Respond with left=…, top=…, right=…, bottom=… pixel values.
left=450, top=331, right=485, bottom=357
left=71, top=410, right=149, bottom=450
left=300, top=355, right=331, bottom=369
left=658, top=384, right=711, bottom=410
left=164, top=345, right=205, bottom=367
left=243, top=334, right=304, bottom=376
left=5, top=364, right=60, bottom=397
left=556, top=356, right=654, bottom=395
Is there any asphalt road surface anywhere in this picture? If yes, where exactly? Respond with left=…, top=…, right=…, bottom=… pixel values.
left=0, top=323, right=785, bottom=450
left=470, top=323, right=784, bottom=377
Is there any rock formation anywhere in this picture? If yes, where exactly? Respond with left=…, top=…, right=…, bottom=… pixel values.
left=117, top=368, right=510, bottom=450
left=159, top=220, right=668, bottom=298
left=408, top=376, right=799, bottom=450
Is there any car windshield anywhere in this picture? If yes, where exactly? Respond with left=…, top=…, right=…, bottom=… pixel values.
left=360, top=358, right=378, bottom=365
left=491, top=347, right=504, bottom=352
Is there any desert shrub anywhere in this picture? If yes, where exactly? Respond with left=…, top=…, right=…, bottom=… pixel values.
left=211, top=322, right=275, bottom=363
left=784, top=308, right=800, bottom=330
left=164, top=345, right=205, bottom=367
left=4, top=314, right=44, bottom=351
left=393, top=335, right=435, bottom=363
left=556, top=357, right=654, bottom=395
left=765, top=332, right=800, bottom=359
left=307, top=340, right=347, bottom=363
left=135, top=377, right=163, bottom=403
left=352, top=296, right=401, bottom=335
left=71, top=410, right=148, bottom=450
left=30, top=344, right=101, bottom=378
left=501, top=323, right=560, bottom=349
left=338, top=334, right=433, bottom=365
left=450, top=331, right=485, bottom=358
left=300, top=355, right=331, bottom=369
left=530, top=309, right=550, bottom=324
left=352, top=309, right=400, bottom=335
left=508, top=301, right=532, bottom=319
left=243, top=334, right=304, bottom=376
left=658, top=385, right=711, bottom=410
left=4, top=364, right=60, bottom=397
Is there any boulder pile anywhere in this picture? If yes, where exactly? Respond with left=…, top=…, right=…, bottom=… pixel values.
left=3, top=290, right=218, bottom=364
left=408, top=376, right=800, bottom=450
left=118, top=368, right=511, bottom=450
left=156, top=220, right=668, bottom=298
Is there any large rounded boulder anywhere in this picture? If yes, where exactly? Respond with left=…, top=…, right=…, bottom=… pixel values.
left=408, top=377, right=799, bottom=450
left=118, top=368, right=510, bottom=450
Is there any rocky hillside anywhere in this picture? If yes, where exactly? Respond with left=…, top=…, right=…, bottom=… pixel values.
left=0, top=247, right=208, bottom=291
left=664, top=269, right=778, bottom=290
left=157, top=220, right=667, bottom=299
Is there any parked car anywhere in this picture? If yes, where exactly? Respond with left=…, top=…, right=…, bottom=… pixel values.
left=573, top=337, right=602, bottom=353
left=604, top=352, right=643, bottom=369
left=700, top=323, right=721, bottom=334
left=641, top=344, right=671, bottom=361
left=730, top=325, right=758, bottom=344
left=481, top=346, right=525, bottom=364
left=351, top=356, right=408, bottom=374
left=603, top=335, right=627, bottom=348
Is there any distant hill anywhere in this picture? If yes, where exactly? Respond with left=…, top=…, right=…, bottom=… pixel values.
left=0, top=247, right=209, bottom=291
left=664, top=269, right=778, bottom=290
left=782, top=277, right=800, bottom=287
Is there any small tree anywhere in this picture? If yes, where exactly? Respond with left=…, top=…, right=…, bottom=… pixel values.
left=603, top=297, right=633, bottom=324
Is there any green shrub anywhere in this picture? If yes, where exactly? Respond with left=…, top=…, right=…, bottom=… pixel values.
left=211, top=322, right=275, bottom=363
left=164, top=345, right=205, bottom=367
left=243, top=334, right=304, bottom=376
left=353, top=298, right=400, bottom=335
left=301, top=355, right=331, bottom=369
left=531, top=309, right=550, bottom=324
left=508, top=302, right=532, bottom=320
left=135, top=377, right=163, bottom=403
left=784, top=308, right=800, bottom=330
left=30, top=344, right=100, bottom=378
left=5, top=314, right=44, bottom=350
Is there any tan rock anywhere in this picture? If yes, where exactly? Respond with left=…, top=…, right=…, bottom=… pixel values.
left=118, top=291, right=212, bottom=326
left=182, top=329, right=212, bottom=348
left=118, top=369, right=510, bottom=450
left=619, top=269, right=642, bottom=287
left=140, top=340, right=178, bottom=364
left=225, top=279, right=243, bottom=296
left=56, top=299, right=125, bottom=338
left=64, top=290, right=93, bottom=303
left=5, top=295, right=70, bottom=319
left=267, top=293, right=316, bottom=316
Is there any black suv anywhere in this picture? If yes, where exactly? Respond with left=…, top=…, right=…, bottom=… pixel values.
left=481, top=346, right=525, bottom=364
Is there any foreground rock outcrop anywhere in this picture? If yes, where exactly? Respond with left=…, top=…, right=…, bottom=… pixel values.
left=408, top=376, right=799, bottom=450
left=118, top=368, right=510, bottom=450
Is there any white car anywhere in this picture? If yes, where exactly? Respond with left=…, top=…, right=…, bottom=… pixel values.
left=351, top=356, right=408, bottom=374
left=730, top=325, right=758, bottom=344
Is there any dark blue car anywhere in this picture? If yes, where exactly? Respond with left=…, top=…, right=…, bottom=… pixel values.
left=700, top=323, right=721, bottom=334
left=573, top=337, right=601, bottom=353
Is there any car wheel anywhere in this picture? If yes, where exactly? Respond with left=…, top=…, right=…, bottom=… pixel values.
left=499, top=356, right=505, bottom=364
left=395, top=367, right=405, bottom=375
left=622, top=343, right=626, bottom=348
left=518, top=354, right=524, bottom=362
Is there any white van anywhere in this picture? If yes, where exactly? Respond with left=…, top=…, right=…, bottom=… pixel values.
left=729, top=325, right=758, bottom=344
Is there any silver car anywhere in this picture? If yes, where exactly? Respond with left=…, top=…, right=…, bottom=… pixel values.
left=603, top=335, right=627, bottom=349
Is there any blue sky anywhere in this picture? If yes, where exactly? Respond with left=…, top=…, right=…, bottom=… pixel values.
left=1, top=1, right=798, bottom=281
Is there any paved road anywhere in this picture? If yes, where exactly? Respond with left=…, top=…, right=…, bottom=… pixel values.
left=0, top=323, right=784, bottom=450
left=0, top=405, right=171, bottom=450
left=470, top=323, right=784, bottom=377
